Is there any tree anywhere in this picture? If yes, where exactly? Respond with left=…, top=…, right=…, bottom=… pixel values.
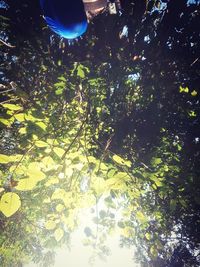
left=0, top=0, right=200, bottom=266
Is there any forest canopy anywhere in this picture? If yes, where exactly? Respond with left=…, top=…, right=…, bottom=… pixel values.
left=0, top=0, right=200, bottom=266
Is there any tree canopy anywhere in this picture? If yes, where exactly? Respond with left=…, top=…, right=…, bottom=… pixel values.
left=0, top=0, right=200, bottom=266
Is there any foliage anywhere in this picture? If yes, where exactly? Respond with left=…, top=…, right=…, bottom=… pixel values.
left=0, top=0, right=200, bottom=266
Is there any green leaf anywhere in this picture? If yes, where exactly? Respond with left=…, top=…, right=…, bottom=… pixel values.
left=55, top=89, right=63, bottom=95
left=35, top=140, right=49, bottom=148
left=27, top=163, right=46, bottom=181
left=15, top=178, right=37, bottom=191
left=0, top=192, right=21, bottom=217
left=35, top=121, right=47, bottom=131
left=14, top=113, right=25, bottom=122
left=56, top=204, right=65, bottom=212
left=179, top=86, right=189, bottom=93
left=45, top=178, right=59, bottom=187
left=112, top=155, right=132, bottom=167
left=53, top=147, right=65, bottom=158
left=52, top=189, right=67, bottom=200
left=0, top=154, right=12, bottom=164
left=149, top=175, right=163, bottom=187
left=170, top=199, right=177, bottom=212
left=151, top=157, right=162, bottom=166
left=54, top=228, right=64, bottom=241
left=58, top=76, right=66, bottom=82
left=145, top=233, right=151, bottom=240
left=135, top=211, right=147, bottom=224
left=0, top=118, right=11, bottom=126
left=0, top=154, right=22, bottom=164
left=45, top=220, right=57, bottom=230
left=150, top=245, right=158, bottom=258
left=77, top=64, right=85, bottom=78
left=191, top=90, right=197, bottom=96
left=1, top=103, right=22, bottom=111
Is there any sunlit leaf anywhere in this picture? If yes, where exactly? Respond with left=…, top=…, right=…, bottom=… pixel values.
left=151, top=157, right=162, bottom=165
left=135, top=211, right=147, bottom=224
left=53, top=147, right=65, bottom=158
left=45, top=178, right=59, bottom=187
left=15, top=178, right=37, bottom=191
left=41, top=156, right=56, bottom=171
left=179, top=86, right=189, bottom=93
left=77, top=64, right=85, bottom=78
left=19, top=127, right=26, bottom=134
left=1, top=103, right=22, bottom=111
left=14, top=113, right=25, bottom=122
left=54, top=228, right=64, bottom=241
left=0, top=192, right=21, bottom=217
left=112, top=155, right=131, bottom=167
left=0, top=154, right=13, bottom=164
left=121, top=226, right=135, bottom=238
left=56, top=204, right=65, bottom=212
left=52, top=189, right=67, bottom=200
left=145, top=233, right=151, bottom=240
left=35, top=121, right=47, bottom=131
left=191, top=90, right=197, bottom=96
left=35, top=140, right=49, bottom=148
left=0, top=118, right=11, bottom=126
left=0, top=154, right=22, bottom=164
left=150, top=246, right=158, bottom=258
left=91, top=177, right=107, bottom=196
left=45, top=220, right=57, bottom=230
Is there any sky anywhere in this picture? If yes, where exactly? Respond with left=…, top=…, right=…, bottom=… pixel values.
left=26, top=227, right=140, bottom=267
left=26, top=203, right=141, bottom=267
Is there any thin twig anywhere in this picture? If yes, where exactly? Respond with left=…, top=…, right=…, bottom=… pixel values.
left=190, top=57, right=199, bottom=67
left=0, top=39, right=15, bottom=48
left=0, top=88, right=16, bottom=94
left=0, top=98, right=20, bottom=104
left=61, top=120, right=86, bottom=160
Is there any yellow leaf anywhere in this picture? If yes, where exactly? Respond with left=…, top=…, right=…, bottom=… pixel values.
left=191, top=90, right=197, bottom=96
left=27, top=163, right=46, bottom=181
left=14, top=113, right=25, bottom=122
left=19, top=127, right=26, bottom=134
left=53, top=147, right=65, bottom=158
left=56, top=204, right=65, bottom=212
left=51, top=189, right=67, bottom=200
left=54, top=228, right=64, bottom=241
left=179, top=86, right=189, bottom=93
left=135, top=211, right=147, bottom=224
left=45, top=178, right=59, bottom=187
left=45, top=220, right=57, bottom=230
left=35, top=121, right=47, bottom=131
left=1, top=103, right=22, bottom=111
left=0, top=192, right=21, bottom=217
left=43, top=197, right=51, bottom=203
left=15, top=178, right=37, bottom=191
left=0, top=118, right=11, bottom=126
left=41, top=156, right=55, bottom=171
left=121, top=227, right=135, bottom=238
left=112, top=155, right=131, bottom=167
left=0, top=154, right=12, bottom=164
left=0, top=154, right=22, bottom=164
left=145, top=233, right=151, bottom=240
left=91, top=177, right=107, bottom=196
left=35, top=140, right=49, bottom=148
left=150, top=246, right=158, bottom=258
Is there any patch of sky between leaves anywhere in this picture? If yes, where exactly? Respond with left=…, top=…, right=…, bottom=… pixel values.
left=187, top=0, right=200, bottom=6
left=0, top=0, right=8, bottom=9
left=128, top=73, right=140, bottom=82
